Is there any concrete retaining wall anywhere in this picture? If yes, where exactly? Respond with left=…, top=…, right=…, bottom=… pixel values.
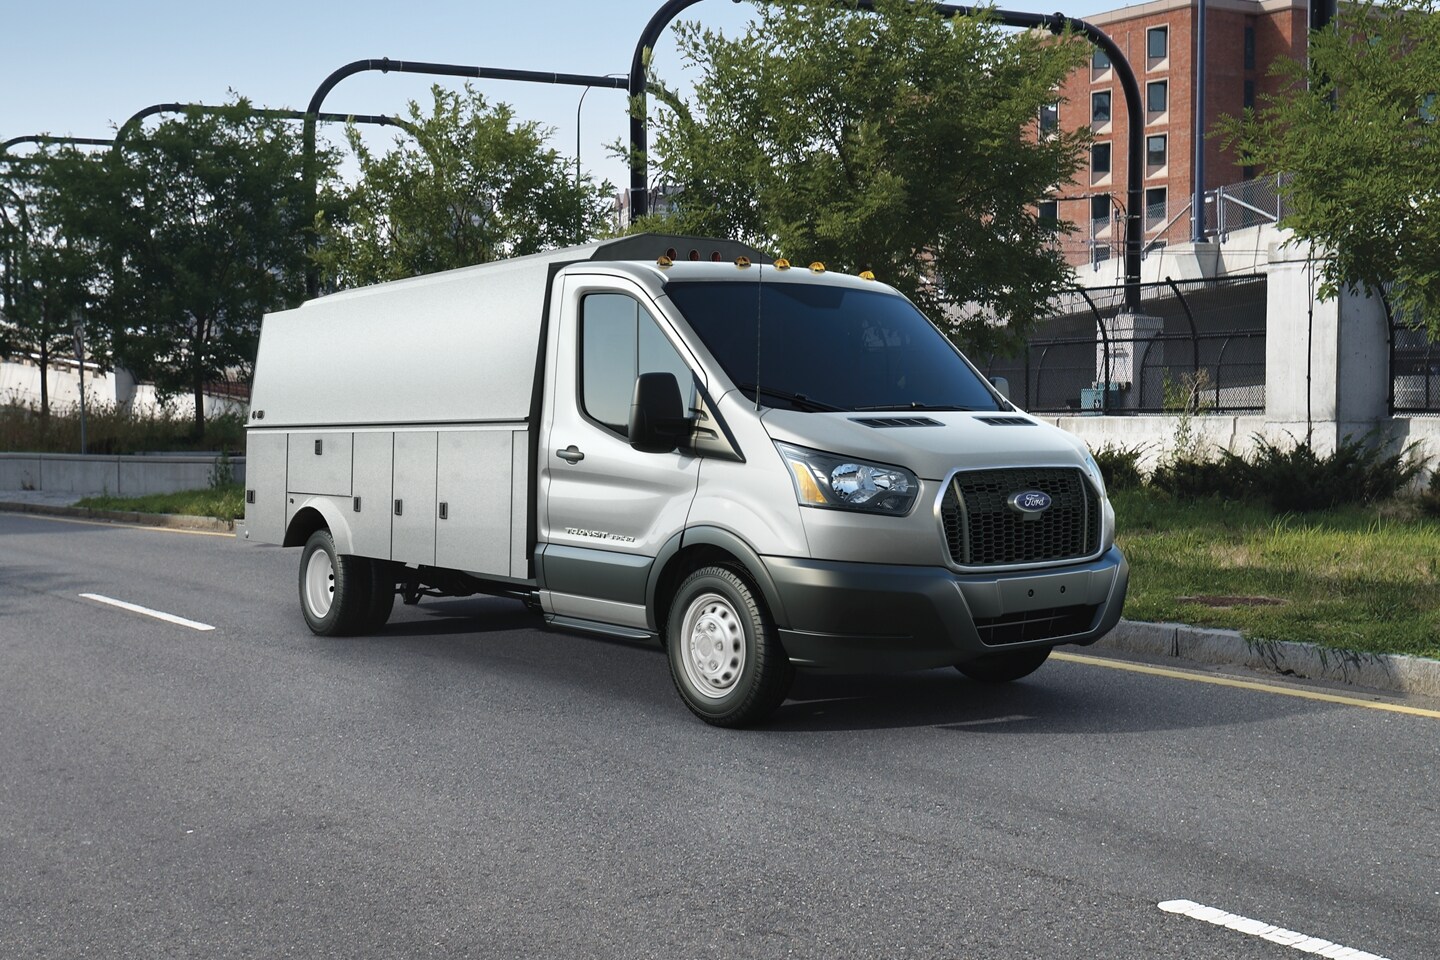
left=0, top=453, right=246, bottom=496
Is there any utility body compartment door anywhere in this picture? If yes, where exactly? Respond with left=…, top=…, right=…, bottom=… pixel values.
left=435, top=429, right=515, bottom=576
left=392, top=430, right=438, bottom=566
left=242, top=430, right=288, bottom=545
left=287, top=431, right=352, bottom=496
left=538, top=274, right=705, bottom=627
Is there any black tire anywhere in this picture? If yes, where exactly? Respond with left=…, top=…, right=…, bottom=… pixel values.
left=956, top=645, right=1052, bottom=683
left=363, top=560, right=398, bottom=632
left=665, top=565, right=794, bottom=727
left=298, top=529, right=373, bottom=637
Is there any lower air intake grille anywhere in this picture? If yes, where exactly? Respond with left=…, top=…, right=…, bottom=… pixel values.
left=941, top=467, right=1100, bottom=566
left=974, top=605, right=1099, bottom=646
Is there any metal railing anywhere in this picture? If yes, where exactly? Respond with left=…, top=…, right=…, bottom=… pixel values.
left=981, top=275, right=1268, bottom=415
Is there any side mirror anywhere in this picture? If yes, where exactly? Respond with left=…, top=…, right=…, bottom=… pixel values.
left=989, top=376, right=1011, bottom=400
left=628, top=372, right=689, bottom=453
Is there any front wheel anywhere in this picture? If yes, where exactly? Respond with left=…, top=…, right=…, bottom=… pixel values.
left=298, top=529, right=373, bottom=636
left=956, top=645, right=1052, bottom=683
left=666, top=566, right=794, bottom=727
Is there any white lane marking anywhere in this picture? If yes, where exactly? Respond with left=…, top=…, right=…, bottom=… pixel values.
left=79, top=594, right=215, bottom=632
left=1158, top=900, right=1392, bottom=959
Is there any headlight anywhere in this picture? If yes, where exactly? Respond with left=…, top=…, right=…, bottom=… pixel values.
left=775, top=441, right=919, bottom=516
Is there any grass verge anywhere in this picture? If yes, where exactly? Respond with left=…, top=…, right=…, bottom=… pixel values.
left=1114, top=488, right=1440, bottom=659
left=76, top=484, right=245, bottom=525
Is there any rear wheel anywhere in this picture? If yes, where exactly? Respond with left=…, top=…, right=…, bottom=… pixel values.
left=956, top=645, right=1052, bottom=683
left=298, top=529, right=373, bottom=636
left=666, top=565, right=794, bottom=727
left=363, top=561, right=398, bottom=632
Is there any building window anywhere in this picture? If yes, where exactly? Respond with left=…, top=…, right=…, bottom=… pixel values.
left=1092, top=142, right=1112, bottom=179
left=1146, top=134, right=1167, bottom=169
left=1244, top=25, right=1256, bottom=70
left=1090, top=194, right=1111, bottom=234
left=1145, top=187, right=1167, bottom=230
left=1039, top=102, right=1058, bottom=134
left=1038, top=200, right=1058, bottom=222
left=1091, top=91, right=1112, bottom=125
left=1244, top=80, right=1256, bottom=111
left=1147, top=80, right=1169, bottom=115
left=1092, top=48, right=1112, bottom=71
left=1147, top=26, right=1169, bottom=62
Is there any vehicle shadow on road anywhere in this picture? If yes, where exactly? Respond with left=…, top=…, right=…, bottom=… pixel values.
left=764, top=659, right=1327, bottom=735
left=374, top=596, right=541, bottom=637
left=353, top=598, right=1328, bottom=735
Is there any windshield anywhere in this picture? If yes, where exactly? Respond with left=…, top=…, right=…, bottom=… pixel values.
left=663, top=280, right=1003, bottom=413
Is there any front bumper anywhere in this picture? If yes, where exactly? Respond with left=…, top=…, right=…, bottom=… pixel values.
left=764, top=546, right=1128, bottom=671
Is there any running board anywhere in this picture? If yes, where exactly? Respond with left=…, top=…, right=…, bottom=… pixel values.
left=547, top=615, right=656, bottom=643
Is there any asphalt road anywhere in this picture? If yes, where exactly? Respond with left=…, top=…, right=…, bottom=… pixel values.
left=2, top=510, right=1437, bottom=960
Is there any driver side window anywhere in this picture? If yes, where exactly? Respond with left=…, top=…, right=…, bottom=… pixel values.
left=580, top=293, right=695, bottom=436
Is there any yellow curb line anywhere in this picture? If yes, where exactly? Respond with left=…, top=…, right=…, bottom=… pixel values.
left=1053, top=650, right=1440, bottom=719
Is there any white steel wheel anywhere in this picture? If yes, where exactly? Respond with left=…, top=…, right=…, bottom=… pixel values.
left=303, top=545, right=336, bottom=620
left=678, top=591, right=747, bottom=699
left=665, top=565, right=794, bottom=727
left=297, top=529, right=373, bottom=637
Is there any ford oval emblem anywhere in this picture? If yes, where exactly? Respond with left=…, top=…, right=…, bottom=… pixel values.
left=1007, top=490, right=1053, bottom=514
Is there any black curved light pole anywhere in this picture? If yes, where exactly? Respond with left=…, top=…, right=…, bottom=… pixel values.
left=1, top=135, right=115, bottom=154
left=302, top=58, right=630, bottom=296
left=114, top=102, right=420, bottom=148
left=627, top=1, right=1145, bottom=310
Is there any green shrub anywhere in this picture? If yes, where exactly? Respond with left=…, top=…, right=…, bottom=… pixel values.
left=1420, top=471, right=1440, bottom=518
left=1238, top=434, right=1425, bottom=512
left=1147, top=452, right=1244, bottom=501
left=1091, top=443, right=1146, bottom=491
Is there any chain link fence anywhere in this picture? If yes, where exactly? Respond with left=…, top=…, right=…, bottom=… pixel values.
left=980, top=276, right=1268, bottom=415
left=1388, top=295, right=1440, bottom=415
left=1204, top=173, right=1293, bottom=238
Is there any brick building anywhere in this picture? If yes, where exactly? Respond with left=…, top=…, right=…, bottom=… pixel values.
left=1043, top=0, right=1309, bottom=267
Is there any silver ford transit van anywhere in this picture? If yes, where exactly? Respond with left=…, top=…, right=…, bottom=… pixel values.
left=243, top=234, right=1128, bottom=725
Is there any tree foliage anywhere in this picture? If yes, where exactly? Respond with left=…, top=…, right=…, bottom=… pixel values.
left=38, top=99, right=332, bottom=439
left=315, top=84, right=615, bottom=289
left=1219, top=0, right=1440, bottom=328
left=0, top=152, right=104, bottom=419
left=643, top=0, right=1089, bottom=349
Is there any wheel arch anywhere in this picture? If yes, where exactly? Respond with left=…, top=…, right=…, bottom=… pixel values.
left=283, top=497, right=356, bottom=554
left=645, top=525, right=790, bottom=635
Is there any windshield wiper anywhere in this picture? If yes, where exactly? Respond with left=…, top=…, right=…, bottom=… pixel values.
left=735, top=383, right=841, bottom=412
left=854, top=402, right=977, bottom=412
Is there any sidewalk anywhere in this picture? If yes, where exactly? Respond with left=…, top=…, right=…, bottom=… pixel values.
left=4, top=489, right=1437, bottom=701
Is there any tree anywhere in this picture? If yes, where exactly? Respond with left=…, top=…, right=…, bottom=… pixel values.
left=642, top=0, right=1089, bottom=349
left=50, top=99, right=336, bottom=440
left=0, top=155, right=100, bottom=422
left=315, top=84, right=615, bottom=289
left=1220, top=0, right=1440, bottom=329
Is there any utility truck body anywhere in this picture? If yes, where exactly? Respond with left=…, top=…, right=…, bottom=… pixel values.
left=244, top=235, right=1128, bottom=725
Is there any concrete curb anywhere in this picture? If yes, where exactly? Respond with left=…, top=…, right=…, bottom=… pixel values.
left=0, top=501, right=236, bottom=534
left=1094, top=620, right=1440, bottom=700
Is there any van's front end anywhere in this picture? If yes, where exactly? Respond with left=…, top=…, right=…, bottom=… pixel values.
left=646, top=261, right=1127, bottom=703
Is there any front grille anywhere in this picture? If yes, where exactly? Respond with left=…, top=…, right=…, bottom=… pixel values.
left=941, top=467, right=1100, bottom=567
left=974, top=605, right=1099, bottom=646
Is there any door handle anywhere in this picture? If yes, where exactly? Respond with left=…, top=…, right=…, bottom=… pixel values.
left=555, top=445, right=585, bottom=464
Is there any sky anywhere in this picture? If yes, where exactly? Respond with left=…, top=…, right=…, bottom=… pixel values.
left=1, top=0, right=1119, bottom=192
